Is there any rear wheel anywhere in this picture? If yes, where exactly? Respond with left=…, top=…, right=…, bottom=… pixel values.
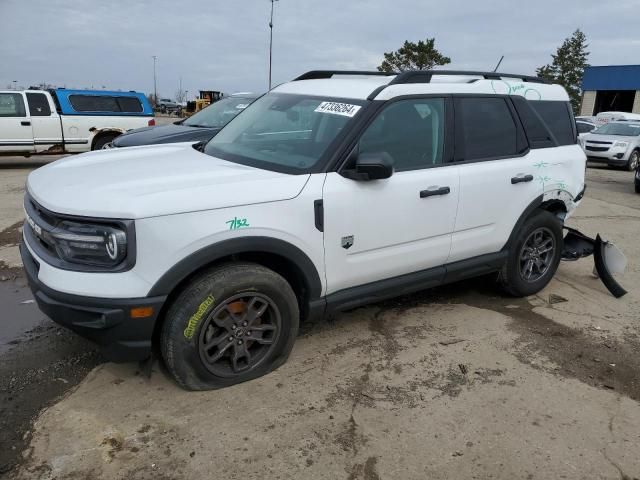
left=500, top=210, right=563, bottom=297
left=160, top=262, right=299, bottom=390
left=93, top=133, right=119, bottom=150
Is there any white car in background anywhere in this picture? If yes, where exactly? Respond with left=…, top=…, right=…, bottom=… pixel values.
left=582, top=121, right=640, bottom=170
left=594, top=111, right=640, bottom=126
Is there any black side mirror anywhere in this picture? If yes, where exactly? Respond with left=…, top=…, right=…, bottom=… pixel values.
left=342, top=152, right=394, bottom=181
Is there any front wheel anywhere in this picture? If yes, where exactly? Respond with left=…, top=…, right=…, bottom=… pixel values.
left=627, top=150, right=640, bottom=171
left=160, top=262, right=299, bottom=390
left=500, top=210, right=563, bottom=297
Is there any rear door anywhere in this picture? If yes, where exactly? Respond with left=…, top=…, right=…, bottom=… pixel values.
left=0, top=92, right=34, bottom=153
left=449, top=96, right=540, bottom=263
left=26, top=92, right=63, bottom=153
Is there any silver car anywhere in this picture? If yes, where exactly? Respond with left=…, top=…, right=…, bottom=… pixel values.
left=582, top=121, right=640, bottom=170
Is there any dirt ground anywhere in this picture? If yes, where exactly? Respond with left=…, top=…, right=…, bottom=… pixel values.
left=1, top=160, right=639, bottom=480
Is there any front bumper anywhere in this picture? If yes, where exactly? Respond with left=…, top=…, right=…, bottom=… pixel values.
left=20, top=242, right=166, bottom=362
left=585, top=150, right=630, bottom=166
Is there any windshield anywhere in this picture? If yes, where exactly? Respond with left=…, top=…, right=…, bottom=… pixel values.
left=592, top=123, right=640, bottom=136
left=184, top=97, right=255, bottom=128
left=203, top=93, right=366, bottom=173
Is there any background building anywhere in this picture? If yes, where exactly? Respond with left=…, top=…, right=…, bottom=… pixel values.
left=580, top=65, right=640, bottom=116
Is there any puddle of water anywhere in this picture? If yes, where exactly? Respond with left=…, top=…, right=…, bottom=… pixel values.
left=0, top=278, right=47, bottom=354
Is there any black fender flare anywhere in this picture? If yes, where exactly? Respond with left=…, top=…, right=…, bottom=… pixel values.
left=500, top=195, right=544, bottom=252
left=147, top=236, right=323, bottom=299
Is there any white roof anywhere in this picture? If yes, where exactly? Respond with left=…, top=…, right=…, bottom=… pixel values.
left=272, top=75, right=569, bottom=102
left=273, top=77, right=394, bottom=100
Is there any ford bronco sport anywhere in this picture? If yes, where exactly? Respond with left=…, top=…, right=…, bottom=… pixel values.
left=21, top=70, right=586, bottom=390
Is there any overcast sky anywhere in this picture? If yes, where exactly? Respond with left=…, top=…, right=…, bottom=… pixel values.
left=1, top=0, right=638, bottom=99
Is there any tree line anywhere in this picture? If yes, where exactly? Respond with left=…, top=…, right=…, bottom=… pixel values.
left=378, top=29, right=589, bottom=113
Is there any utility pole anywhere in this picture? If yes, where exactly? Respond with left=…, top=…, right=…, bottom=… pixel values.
left=12, top=80, right=17, bottom=90
left=152, top=55, right=158, bottom=106
left=268, top=0, right=279, bottom=90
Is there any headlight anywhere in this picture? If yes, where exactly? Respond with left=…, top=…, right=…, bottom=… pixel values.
left=49, top=221, right=128, bottom=267
left=24, top=194, right=134, bottom=271
left=614, top=142, right=629, bottom=148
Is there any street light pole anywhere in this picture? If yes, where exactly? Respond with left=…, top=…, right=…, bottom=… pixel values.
left=268, top=0, right=279, bottom=90
left=152, top=55, right=158, bottom=106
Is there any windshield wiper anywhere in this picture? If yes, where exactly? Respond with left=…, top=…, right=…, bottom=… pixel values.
left=186, top=124, right=219, bottom=129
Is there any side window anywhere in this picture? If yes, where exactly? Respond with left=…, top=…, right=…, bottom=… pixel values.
left=530, top=101, right=575, bottom=145
left=116, top=97, right=143, bottom=113
left=458, top=97, right=518, bottom=160
left=69, top=95, right=119, bottom=112
left=0, top=93, right=26, bottom=117
left=359, top=98, right=445, bottom=171
left=26, top=93, right=52, bottom=116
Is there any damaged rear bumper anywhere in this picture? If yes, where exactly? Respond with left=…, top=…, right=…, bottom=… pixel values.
left=562, top=227, right=627, bottom=298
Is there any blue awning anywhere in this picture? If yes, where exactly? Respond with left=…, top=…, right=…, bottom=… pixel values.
left=582, top=65, right=640, bottom=91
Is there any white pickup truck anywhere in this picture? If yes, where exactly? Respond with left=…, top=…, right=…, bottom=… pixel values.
left=0, top=89, right=155, bottom=155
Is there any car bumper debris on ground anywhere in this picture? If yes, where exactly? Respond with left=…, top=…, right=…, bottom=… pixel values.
left=1, top=160, right=639, bottom=479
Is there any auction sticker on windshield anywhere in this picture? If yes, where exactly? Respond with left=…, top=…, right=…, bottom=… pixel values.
left=315, top=102, right=361, bottom=117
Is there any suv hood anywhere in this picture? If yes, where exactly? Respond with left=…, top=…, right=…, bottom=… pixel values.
left=584, top=133, right=638, bottom=143
left=112, top=123, right=220, bottom=147
left=27, top=143, right=309, bottom=219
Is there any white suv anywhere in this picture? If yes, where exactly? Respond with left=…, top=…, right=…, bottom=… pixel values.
left=21, top=70, right=586, bottom=390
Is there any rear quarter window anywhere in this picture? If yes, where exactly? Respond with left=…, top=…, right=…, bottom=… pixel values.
left=530, top=101, right=575, bottom=146
left=116, top=97, right=143, bottom=113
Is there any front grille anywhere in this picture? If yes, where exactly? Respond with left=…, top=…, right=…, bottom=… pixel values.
left=586, top=146, right=609, bottom=152
left=24, top=194, right=61, bottom=260
left=587, top=140, right=613, bottom=145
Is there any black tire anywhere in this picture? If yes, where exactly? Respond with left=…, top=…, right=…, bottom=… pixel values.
left=635, top=182, right=640, bottom=194
left=627, top=150, right=640, bottom=171
left=93, top=134, right=119, bottom=150
left=500, top=210, right=563, bottom=297
left=160, top=262, right=299, bottom=390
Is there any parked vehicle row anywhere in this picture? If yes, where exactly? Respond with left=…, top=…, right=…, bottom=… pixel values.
left=0, top=89, right=154, bottom=154
left=21, top=69, right=586, bottom=390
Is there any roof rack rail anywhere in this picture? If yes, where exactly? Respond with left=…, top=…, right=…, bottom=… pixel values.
left=388, top=70, right=549, bottom=85
left=293, top=70, right=396, bottom=81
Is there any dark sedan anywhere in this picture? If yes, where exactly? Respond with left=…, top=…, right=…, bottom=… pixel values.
left=108, top=93, right=259, bottom=148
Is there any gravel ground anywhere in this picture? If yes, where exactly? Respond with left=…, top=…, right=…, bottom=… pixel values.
left=1, top=161, right=639, bottom=479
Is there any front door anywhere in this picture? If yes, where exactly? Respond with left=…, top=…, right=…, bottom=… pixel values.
left=0, top=92, right=34, bottom=153
left=322, top=97, right=460, bottom=295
